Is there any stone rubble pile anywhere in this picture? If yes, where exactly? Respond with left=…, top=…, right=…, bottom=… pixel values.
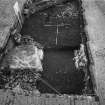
left=0, top=35, right=43, bottom=95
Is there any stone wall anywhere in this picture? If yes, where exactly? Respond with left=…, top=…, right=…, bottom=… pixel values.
left=82, top=0, right=105, bottom=104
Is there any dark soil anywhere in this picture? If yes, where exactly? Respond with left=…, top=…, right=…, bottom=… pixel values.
left=37, top=48, right=85, bottom=94
left=20, top=1, right=82, bottom=48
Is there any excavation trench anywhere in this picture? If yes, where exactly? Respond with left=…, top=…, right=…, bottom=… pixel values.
left=20, top=0, right=94, bottom=95
left=0, top=0, right=94, bottom=95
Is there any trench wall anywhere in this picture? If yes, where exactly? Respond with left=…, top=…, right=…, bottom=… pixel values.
left=82, top=0, right=105, bottom=104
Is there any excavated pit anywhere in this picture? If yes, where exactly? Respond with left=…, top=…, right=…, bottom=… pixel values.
left=0, top=0, right=95, bottom=96
left=20, top=0, right=94, bottom=95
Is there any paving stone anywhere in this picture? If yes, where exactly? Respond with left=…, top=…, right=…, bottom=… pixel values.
left=0, top=90, right=99, bottom=105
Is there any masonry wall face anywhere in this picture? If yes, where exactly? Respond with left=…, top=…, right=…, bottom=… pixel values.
left=82, top=0, right=105, bottom=104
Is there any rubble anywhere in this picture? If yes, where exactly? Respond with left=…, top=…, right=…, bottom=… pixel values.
left=0, top=35, right=43, bottom=95
left=73, top=44, right=87, bottom=70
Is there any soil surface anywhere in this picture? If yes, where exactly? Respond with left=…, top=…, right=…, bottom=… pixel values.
left=37, top=48, right=85, bottom=94
left=21, top=1, right=82, bottom=47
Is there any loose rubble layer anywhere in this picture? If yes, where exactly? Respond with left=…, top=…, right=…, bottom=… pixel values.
left=0, top=36, right=44, bottom=95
